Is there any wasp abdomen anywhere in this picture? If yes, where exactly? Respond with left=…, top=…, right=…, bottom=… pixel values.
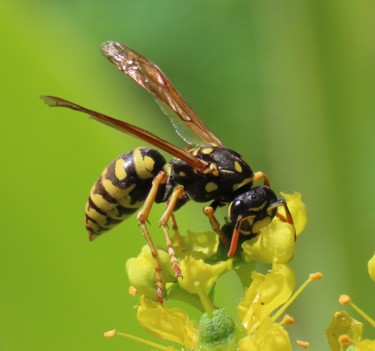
left=85, top=147, right=167, bottom=240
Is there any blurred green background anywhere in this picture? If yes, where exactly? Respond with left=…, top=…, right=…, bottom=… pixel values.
left=1, top=1, right=374, bottom=350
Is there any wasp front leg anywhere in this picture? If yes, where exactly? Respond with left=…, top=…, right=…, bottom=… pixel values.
left=267, top=199, right=295, bottom=239
left=203, top=202, right=231, bottom=249
left=253, top=171, right=271, bottom=188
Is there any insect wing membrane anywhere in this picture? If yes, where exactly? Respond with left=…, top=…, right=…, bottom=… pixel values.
left=101, top=41, right=222, bottom=146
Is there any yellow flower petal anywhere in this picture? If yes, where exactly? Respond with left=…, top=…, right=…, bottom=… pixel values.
left=137, top=296, right=198, bottom=350
left=255, top=321, right=292, bottom=351
left=368, top=253, right=375, bottom=282
left=239, top=335, right=258, bottom=351
left=355, top=339, right=375, bottom=351
left=178, top=256, right=233, bottom=294
left=125, top=246, right=176, bottom=300
left=238, top=264, right=295, bottom=332
left=239, top=318, right=292, bottom=351
left=173, top=230, right=219, bottom=259
left=280, top=192, right=307, bottom=236
left=326, top=311, right=363, bottom=351
left=241, top=220, right=295, bottom=264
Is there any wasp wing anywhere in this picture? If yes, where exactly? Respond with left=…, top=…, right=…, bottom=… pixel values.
left=41, top=96, right=210, bottom=173
left=101, top=41, right=222, bottom=147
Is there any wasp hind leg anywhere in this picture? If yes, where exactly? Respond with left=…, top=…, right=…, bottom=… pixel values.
left=159, top=186, right=186, bottom=278
left=137, top=171, right=168, bottom=303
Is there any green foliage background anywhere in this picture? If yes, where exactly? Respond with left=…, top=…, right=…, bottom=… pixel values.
left=1, top=1, right=374, bottom=350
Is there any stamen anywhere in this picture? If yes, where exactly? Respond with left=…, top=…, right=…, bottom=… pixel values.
left=280, top=314, right=295, bottom=325
left=296, top=340, right=310, bottom=349
left=128, top=286, right=138, bottom=296
left=338, top=334, right=353, bottom=346
left=339, top=294, right=375, bottom=328
left=272, top=272, right=323, bottom=322
left=104, top=329, right=177, bottom=351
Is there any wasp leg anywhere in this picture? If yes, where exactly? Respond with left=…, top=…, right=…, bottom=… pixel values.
left=170, top=212, right=183, bottom=242
left=267, top=199, right=296, bottom=239
left=228, top=214, right=245, bottom=257
left=137, top=171, right=168, bottom=303
left=159, top=186, right=185, bottom=277
left=203, top=204, right=231, bottom=248
left=253, top=171, right=271, bottom=188
left=166, top=205, right=185, bottom=254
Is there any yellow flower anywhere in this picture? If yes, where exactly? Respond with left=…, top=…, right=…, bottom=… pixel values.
left=326, top=311, right=363, bottom=351
left=280, top=192, right=307, bottom=236
left=137, top=295, right=199, bottom=350
left=239, top=317, right=292, bottom=351
left=241, top=220, right=295, bottom=264
left=107, top=193, right=316, bottom=351
left=178, top=256, right=233, bottom=294
left=238, top=263, right=295, bottom=333
left=173, top=230, right=219, bottom=259
left=368, top=252, right=375, bottom=282
left=125, top=246, right=176, bottom=300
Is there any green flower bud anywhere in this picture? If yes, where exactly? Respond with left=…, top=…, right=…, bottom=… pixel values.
left=199, top=308, right=237, bottom=349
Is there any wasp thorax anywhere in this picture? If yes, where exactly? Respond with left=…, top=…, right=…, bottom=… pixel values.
left=169, top=145, right=254, bottom=204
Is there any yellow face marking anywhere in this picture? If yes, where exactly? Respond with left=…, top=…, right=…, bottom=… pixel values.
left=115, top=158, right=127, bottom=181
left=249, top=201, right=268, bottom=212
left=179, top=171, right=186, bottom=177
left=205, top=181, right=218, bottom=193
left=240, top=215, right=255, bottom=235
left=234, top=161, right=242, bottom=173
left=202, top=147, right=213, bottom=155
left=192, top=149, right=199, bottom=156
left=252, top=216, right=272, bottom=234
left=133, top=148, right=155, bottom=179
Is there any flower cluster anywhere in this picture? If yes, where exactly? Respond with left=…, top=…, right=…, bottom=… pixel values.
left=326, top=253, right=375, bottom=351
left=104, top=192, right=331, bottom=351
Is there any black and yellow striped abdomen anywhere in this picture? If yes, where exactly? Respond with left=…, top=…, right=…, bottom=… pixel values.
left=85, top=147, right=167, bottom=240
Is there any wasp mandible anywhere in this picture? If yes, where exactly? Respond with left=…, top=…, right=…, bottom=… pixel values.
left=42, top=41, right=294, bottom=302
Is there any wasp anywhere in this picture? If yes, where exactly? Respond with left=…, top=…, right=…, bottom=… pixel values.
left=42, top=41, right=294, bottom=302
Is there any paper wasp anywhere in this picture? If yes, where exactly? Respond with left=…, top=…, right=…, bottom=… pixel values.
left=42, top=41, right=294, bottom=302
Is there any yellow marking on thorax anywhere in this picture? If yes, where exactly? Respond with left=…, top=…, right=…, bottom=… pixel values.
left=205, top=181, right=218, bottom=193
left=133, top=148, right=155, bottom=179
left=202, top=147, right=214, bottom=155
left=234, top=161, right=243, bottom=173
left=115, top=158, right=127, bottom=180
